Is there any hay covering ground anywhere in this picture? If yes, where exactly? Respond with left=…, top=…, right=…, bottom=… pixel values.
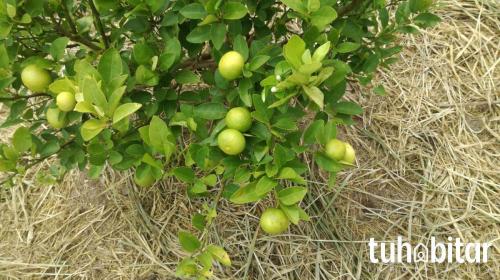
left=1, top=0, right=499, bottom=279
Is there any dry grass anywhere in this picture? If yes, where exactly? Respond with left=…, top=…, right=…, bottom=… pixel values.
left=1, top=0, right=499, bottom=279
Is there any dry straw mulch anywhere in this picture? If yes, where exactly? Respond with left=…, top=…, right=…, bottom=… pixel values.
left=1, top=0, right=499, bottom=279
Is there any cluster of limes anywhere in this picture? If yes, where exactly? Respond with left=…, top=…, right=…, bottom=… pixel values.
left=215, top=51, right=359, bottom=235
left=217, top=107, right=251, bottom=155
left=21, top=65, right=76, bottom=129
left=324, top=139, right=356, bottom=165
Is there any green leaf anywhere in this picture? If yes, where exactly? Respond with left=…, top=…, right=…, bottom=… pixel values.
left=159, top=37, right=181, bottom=71
left=176, top=258, right=197, bottom=277
left=39, top=140, right=60, bottom=157
left=233, top=35, right=249, bottom=61
left=278, top=187, right=307, bottom=206
left=88, top=143, right=107, bottom=165
left=50, top=37, right=69, bottom=61
left=283, top=35, right=305, bottom=69
left=135, top=65, right=159, bottom=86
left=249, top=55, right=270, bottom=71
left=302, top=85, right=324, bottom=109
left=149, top=116, right=175, bottom=158
left=175, top=70, right=199, bottom=84
left=12, top=127, right=32, bottom=153
left=255, top=176, right=277, bottom=196
left=332, top=101, right=363, bottom=115
left=414, top=12, right=441, bottom=28
left=98, top=48, right=123, bottom=85
left=280, top=204, right=300, bottom=225
left=142, top=153, right=163, bottom=171
left=173, top=167, right=195, bottom=183
left=178, top=231, right=201, bottom=253
left=299, top=61, right=322, bottom=75
left=82, top=77, right=108, bottom=111
left=361, top=53, right=380, bottom=73
left=314, top=152, right=344, bottom=172
left=207, top=245, right=231, bottom=266
left=0, top=18, right=12, bottom=39
left=194, top=102, right=227, bottom=120
left=222, top=2, right=248, bottom=20
left=80, top=119, right=107, bottom=141
left=317, top=121, right=337, bottom=145
left=112, top=103, right=142, bottom=124
left=410, top=0, right=433, bottom=13
left=88, top=165, right=104, bottom=179
left=107, top=86, right=127, bottom=115
left=192, top=213, right=206, bottom=231
left=6, top=3, right=16, bottom=18
left=20, top=13, right=32, bottom=24
left=201, top=174, right=217, bottom=186
left=210, top=22, right=226, bottom=50
left=277, top=167, right=306, bottom=184
left=336, top=42, right=360, bottom=53
left=133, top=42, right=155, bottom=65
left=310, top=6, right=337, bottom=30
left=186, top=25, right=211, bottom=43
left=230, top=183, right=262, bottom=204
left=49, top=78, right=76, bottom=94
left=303, top=119, right=324, bottom=144
left=374, top=85, right=386, bottom=96
left=191, top=181, right=207, bottom=193
left=281, top=0, right=307, bottom=14
left=180, top=3, right=206, bottom=19
left=312, top=41, right=330, bottom=62
left=0, top=43, right=9, bottom=67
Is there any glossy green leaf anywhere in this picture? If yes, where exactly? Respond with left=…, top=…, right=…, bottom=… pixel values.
left=278, top=187, right=307, bottom=206
left=98, top=48, right=123, bottom=84
left=283, top=35, right=305, bottom=69
left=178, top=231, right=201, bottom=253
left=50, top=37, right=69, bottom=61
left=112, top=103, right=142, bottom=124
left=180, top=3, right=206, bottom=19
left=222, top=2, right=248, bottom=20
left=12, top=127, right=32, bottom=153
left=81, top=119, right=107, bottom=141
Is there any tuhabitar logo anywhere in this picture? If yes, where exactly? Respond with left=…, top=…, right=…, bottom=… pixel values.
left=368, top=236, right=492, bottom=263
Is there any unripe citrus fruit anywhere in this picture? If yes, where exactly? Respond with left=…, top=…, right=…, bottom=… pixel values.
left=325, top=139, right=346, bottom=161
left=341, top=142, right=356, bottom=165
left=225, top=107, right=252, bottom=132
left=217, top=128, right=245, bottom=155
left=21, top=64, right=52, bottom=92
left=218, top=51, right=245, bottom=81
left=134, top=166, right=156, bottom=187
left=259, top=208, right=289, bottom=235
left=46, top=107, right=68, bottom=129
left=56, top=91, right=76, bottom=112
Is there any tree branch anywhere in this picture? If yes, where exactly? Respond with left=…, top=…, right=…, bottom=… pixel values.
left=62, top=0, right=78, bottom=34
left=0, top=93, right=51, bottom=102
left=49, top=14, right=102, bottom=51
left=88, top=0, right=109, bottom=48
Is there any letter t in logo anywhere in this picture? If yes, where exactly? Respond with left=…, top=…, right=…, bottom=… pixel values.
left=369, top=238, right=379, bottom=263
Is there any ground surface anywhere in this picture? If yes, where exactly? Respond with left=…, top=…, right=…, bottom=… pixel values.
left=0, top=1, right=499, bottom=279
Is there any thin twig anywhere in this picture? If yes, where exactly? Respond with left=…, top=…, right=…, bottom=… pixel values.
left=62, top=1, right=78, bottom=34
left=0, top=93, right=51, bottom=102
left=49, top=14, right=102, bottom=51
left=88, top=0, right=109, bottom=48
